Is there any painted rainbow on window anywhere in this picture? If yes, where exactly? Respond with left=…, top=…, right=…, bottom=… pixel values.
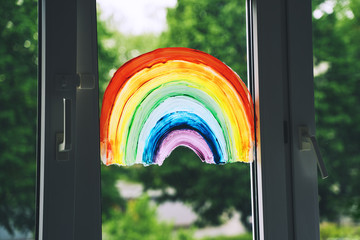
left=100, top=47, right=254, bottom=166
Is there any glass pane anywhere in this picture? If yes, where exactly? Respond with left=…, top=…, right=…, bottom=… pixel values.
left=0, top=0, right=37, bottom=239
left=312, top=0, right=360, bottom=238
left=97, top=0, right=253, bottom=239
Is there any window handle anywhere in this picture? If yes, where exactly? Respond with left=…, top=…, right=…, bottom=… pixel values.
left=59, top=98, right=72, bottom=152
left=299, top=126, right=328, bottom=179
left=309, top=136, right=328, bottom=179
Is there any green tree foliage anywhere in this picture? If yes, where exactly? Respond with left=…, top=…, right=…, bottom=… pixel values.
left=102, top=195, right=194, bottom=240
left=0, top=0, right=37, bottom=234
left=320, top=222, right=360, bottom=239
left=160, top=0, right=247, bottom=80
left=312, top=0, right=360, bottom=222
left=134, top=148, right=252, bottom=230
left=201, top=234, right=252, bottom=240
left=97, top=15, right=159, bottom=97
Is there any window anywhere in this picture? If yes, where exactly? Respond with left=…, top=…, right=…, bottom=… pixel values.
left=37, top=0, right=321, bottom=239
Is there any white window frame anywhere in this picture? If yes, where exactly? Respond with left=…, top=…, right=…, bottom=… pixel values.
left=37, top=0, right=321, bottom=239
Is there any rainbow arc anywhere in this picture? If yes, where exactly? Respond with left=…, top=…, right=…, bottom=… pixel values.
left=100, top=47, right=254, bottom=166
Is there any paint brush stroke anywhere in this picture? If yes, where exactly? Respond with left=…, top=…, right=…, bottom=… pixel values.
left=155, top=129, right=213, bottom=165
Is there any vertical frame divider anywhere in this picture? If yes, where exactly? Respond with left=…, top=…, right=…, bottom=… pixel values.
left=37, top=0, right=101, bottom=239
left=248, top=0, right=320, bottom=239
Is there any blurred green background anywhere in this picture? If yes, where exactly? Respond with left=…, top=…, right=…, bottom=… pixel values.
left=0, top=0, right=359, bottom=239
